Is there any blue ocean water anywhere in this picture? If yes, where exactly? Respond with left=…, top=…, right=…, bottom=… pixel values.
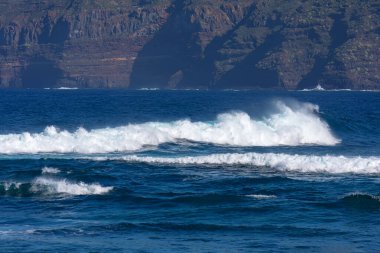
left=0, top=89, right=379, bottom=252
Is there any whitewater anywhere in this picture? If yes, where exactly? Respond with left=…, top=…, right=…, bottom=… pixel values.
left=1, top=89, right=379, bottom=253
left=0, top=176, right=112, bottom=196
left=0, top=101, right=339, bottom=154
left=102, top=153, right=380, bottom=174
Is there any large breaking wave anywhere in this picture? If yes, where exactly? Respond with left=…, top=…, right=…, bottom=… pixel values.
left=0, top=101, right=339, bottom=154
left=107, top=153, right=380, bottom=174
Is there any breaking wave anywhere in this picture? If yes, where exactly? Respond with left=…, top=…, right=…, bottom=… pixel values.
left=109, top=153, right=380, bottom=174
left=301, top=84, right=325, bottom=91
left=0, top=177, right=113, bottom=196
left=41, top=167, right=61, bottom=174
left=0, top=101, right=339, bottom=154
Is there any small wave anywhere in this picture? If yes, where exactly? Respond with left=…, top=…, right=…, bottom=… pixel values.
left=340, top=193, right=380, bottom=210
left=108, top=153, right=380, bottom=174
left=357, top=89, right=380, bottom=92
left=0, top=182, right=30, bottom=196
left=54, top=87, right=79, bottom=90
left=222, top=89, right=240, bottom=92
left=301, top=85, right=353, bottom=92
left=301, top=84, right=325, bottom=91
left=172, top=194, right=243, bottom=205
left=0, top=177, right=112, bottom=196
left=86, top=222, right=340, bottom=235
left=300, top=86, right=380, bottom=92
left=0, top=100, right=339, bottom=154
left=41, top=167, right=61, bottom=174
left=33, top=177, right=113, bottom=195
left=138, top=88, right=159, bottom=91
left=330, top=89, right=352, bottom=91
left=246, top=194, right=277, bottom=199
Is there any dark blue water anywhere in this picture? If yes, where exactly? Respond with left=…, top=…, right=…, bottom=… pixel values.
left=0, top=89, right=379, bottom=252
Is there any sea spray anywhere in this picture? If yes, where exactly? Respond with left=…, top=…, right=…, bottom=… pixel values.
left=0, top=101, right=339, bottom=154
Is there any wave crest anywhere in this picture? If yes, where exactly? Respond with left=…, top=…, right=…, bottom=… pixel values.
left=32, top=177, right=113, bottom=195
left=0, top=101, right=339, bottom=154
left=0, top=177, right=112, bottom=196
left=41, top=167, right=61, bottom=174
left=110, top=153, right=380, bottom=174
left=340, top=193, right=380, bottom=210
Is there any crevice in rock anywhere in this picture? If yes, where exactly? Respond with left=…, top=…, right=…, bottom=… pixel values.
left=299, top=12, right=349, bottom=89
left=178, top=3, right=258, bottom=88
left=215, top=31, right=283, bottom=89
left=129, top=0, right=195, bottom=89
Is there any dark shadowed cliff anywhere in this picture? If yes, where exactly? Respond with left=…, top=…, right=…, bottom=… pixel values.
left=0, top=0, right=379, bottom=89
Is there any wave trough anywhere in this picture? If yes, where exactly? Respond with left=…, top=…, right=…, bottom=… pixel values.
left=0, top=101, right=339, bottom=154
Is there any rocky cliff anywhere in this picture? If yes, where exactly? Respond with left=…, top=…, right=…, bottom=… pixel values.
left=0, top=0, right=379, bottom=89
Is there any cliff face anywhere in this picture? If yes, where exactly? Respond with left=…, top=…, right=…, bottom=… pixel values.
left=0, top=0, right=379, bottom=89
left=0, top=0, right=171, bottom=88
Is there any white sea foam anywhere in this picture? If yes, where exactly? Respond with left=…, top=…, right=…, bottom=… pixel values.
left=32, top=177, right=113, bottom=195
left=111, top=153, right=380, bottom=174
left=0, top=101, right=339, bottom=154
left=2, top=182, right=22, bottom=191
left=246, top=194, right=277, bottom=199
left=41, top=167, right=61, bottom=174
left=55, top=87, right=79, bottom=90
left=300, top=86, right=380, bottom=92
left=301, top=84, right=325, bottom=91
left=138, top=88, right=160, bottom=91
left=1, top=177, right=112, bottom=196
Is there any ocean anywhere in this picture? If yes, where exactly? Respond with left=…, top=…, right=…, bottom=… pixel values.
left=0, top=89, right=379, bottom=252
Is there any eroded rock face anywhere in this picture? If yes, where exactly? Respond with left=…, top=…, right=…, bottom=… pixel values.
left=0, top=0, right=171, bottom=88
left=0, top=0, right=379, bottom=89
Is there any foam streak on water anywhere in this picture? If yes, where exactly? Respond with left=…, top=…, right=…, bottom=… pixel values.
left=0, top=101, right=339, bottom=154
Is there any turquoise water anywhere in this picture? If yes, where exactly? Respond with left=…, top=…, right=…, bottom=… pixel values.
left=0, top=90, right=379, bottom=252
